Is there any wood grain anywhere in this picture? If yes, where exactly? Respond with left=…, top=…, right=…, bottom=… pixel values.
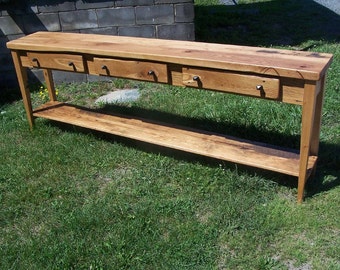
left=7, top=31, right=333, bottom=80
left=27, top=52, right=85, bottom=72
left=93, top=58, right=168, bottom=83
left=8, top=32, right=333, bottom=202
left=33, top=102, right=317, bottom=177
left=182, top=67, right=280, bottom=99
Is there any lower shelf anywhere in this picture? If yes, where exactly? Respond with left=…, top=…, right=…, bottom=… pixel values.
left=33, top=101, right=317, bottom=177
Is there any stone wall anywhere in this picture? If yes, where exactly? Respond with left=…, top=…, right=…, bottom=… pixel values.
left=0, top=0, right=195, bottom=88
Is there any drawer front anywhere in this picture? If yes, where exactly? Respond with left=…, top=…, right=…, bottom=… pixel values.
left=27, top=52, right=85, bottom=72
left=182, top=67, right=280, bottom=99
left=94, top=58, right=168, bottom=83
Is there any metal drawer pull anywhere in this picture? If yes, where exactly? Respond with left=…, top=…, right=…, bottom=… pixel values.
left=148, top=70, right=155, bottom=75
left=256, top=85, right=263, bottom=91
left=193, top=75, right=200, bottom=81
left=101, top=65, right=107, bottom=70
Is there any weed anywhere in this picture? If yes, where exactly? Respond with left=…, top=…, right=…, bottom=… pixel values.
left=38, top=85, right=59, bottom=102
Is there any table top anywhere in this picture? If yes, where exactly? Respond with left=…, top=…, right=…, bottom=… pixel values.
left=7, top=31, right=333, bottom=80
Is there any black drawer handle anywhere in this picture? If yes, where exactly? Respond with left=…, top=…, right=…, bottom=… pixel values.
left=148, top=70, right=155, bottom=75
left=101, top=65, right=107, bottom=70
left=68, top=62, right=74, bottom=67
left=193, top=75, right=200, bottom=81
left=256, top=85, right=263, bottom=91
left=32, top=58, right=38, bottom=62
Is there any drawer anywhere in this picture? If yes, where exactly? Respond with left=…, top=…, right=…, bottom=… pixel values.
left=93, top=58, right=168, bottom=83
left=182, top=67, right=280, bottom=99
left=27, top=52, right=85, bottom=72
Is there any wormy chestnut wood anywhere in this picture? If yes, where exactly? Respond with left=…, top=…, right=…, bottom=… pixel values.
left=7, top=32, right=333, bottom=202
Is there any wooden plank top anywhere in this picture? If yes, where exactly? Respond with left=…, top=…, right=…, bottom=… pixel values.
left=7, top=31, right=333, bottom=80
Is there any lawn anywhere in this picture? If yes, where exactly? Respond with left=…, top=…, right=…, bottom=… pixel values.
left=1, top=0, right=339, bottom=269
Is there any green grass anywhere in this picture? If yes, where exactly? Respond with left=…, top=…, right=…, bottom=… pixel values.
left=1, top=0, right=340, bottom=269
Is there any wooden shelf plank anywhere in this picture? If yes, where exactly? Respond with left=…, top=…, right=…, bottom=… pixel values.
left=33, top=102, right=317, bottom=177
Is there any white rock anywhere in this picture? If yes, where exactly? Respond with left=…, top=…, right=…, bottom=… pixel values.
left=95, top=89, right=140, bottom=104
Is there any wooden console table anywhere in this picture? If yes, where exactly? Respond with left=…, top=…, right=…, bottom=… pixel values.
left=7, top=32, right=333, bottom=202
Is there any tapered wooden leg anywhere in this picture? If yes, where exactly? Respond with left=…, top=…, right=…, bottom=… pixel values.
left=297, top=81, right=320, bottom=203
left=11, top=50, right=34, bottom=129
left=309, top=76, right=326, bottom=179
left=310, top=75, right=325, bottom=156
left=43, top=69, right=57, bottom=101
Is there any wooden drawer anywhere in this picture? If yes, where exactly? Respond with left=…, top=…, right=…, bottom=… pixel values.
left=182, top=67, right=280, bottom=99
left=27, top=52, right=85, bottom=72
left=93, top=58, right=168, bottom=83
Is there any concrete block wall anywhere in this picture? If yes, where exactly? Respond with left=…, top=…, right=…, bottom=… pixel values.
left=0, top=0, right=195, bottom=88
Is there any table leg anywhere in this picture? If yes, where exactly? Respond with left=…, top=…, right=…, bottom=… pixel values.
left=297, top=80, right=320, bottom=202
left=43, top=69, right=57, bottom=101
left=310, top=75, right=326, bottom=156
left=11, top=51, right=34, bottom=129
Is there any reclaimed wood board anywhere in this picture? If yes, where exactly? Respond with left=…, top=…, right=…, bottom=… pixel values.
left=7, top=31, right=333, bottom=80
left=33, top=101, right=317, bottom=177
